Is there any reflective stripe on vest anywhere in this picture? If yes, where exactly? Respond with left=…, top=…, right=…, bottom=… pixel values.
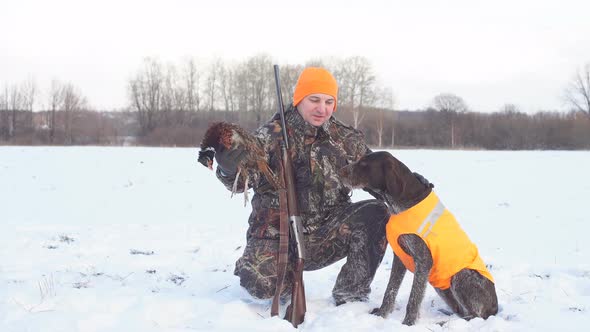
left=416, top=198, right=445, bottom=238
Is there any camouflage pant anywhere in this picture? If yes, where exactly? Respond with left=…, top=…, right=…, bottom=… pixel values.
left=234, top=199, right=389, bottom=304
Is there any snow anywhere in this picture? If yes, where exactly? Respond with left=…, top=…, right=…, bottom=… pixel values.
left=1, top=146, right=589, bottom=331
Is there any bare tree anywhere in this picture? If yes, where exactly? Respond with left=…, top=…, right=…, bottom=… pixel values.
left=160, top=63, right=176, bottom=115
left=0, top=86, right=8, bottom=140
left=4, top=84, right=24, bottom=140
left=129, top=57, right=164, bottom=135
left=22, top=78, right=37, bottom=129
left=335, top=56, right=376, bottom=128
left=160, top=63, right=187, bottom=125
left=233, top=64, right=249, bottom=113
left=61, top=83, right=87, bottom=144
left=304, top=58, right=329, bottom=69
left=279, top=64, right=303, bottom=107
left=171, top=66, right=187, bottom=121
left=499, top=103, right=521, bottom=114
left=374, top=87, right=396, bottom=147
left=432, top=93, right=469, bottom=148
left=183, top=58, right=201, bottom=112
left=47, top=80, right=64, bottom=143
left=205, top=58, right=222, bottom=111
left=0, top=80, right=36, bottom=142
left=433, top=93, right=469, bottom=113
left=564, top=63, right=590, bottom=116
left=391, top=111, right=399, bottom=148
left=245, top=54, right=273, bottom=124
left=218, top=61, right=237, bottom=112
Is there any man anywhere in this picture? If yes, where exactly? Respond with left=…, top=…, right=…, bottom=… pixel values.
left=215, top=67, right=389, bottom=305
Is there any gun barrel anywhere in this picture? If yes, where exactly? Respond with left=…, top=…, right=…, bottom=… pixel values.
left=273, top=65, right=290, bottom=150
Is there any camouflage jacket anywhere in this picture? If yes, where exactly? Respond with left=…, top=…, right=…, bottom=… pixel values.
left=216, top=105, right=371, bottom=239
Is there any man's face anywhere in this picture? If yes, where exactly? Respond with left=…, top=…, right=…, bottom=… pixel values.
left=296, top=93, right=335, bottom=127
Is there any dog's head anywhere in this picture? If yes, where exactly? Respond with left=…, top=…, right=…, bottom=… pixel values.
left=340, top=151, right=430, bottom=213
left=339, top=151, right=396, bottom=192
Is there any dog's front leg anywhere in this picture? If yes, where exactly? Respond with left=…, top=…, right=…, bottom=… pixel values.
left=371, top=253, right=406, bottom=318
left=402, top=264, right=430, bottom=325
left=399, top=234, right=433, bottom=326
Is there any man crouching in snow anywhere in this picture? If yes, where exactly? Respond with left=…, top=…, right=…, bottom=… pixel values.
left=213, top=67, right=394, bottom=305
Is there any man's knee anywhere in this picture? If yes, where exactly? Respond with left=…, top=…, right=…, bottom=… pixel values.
left=233, top=240, right=281, bottom=299
left=348, top=200, right=389, bottom=226
left=344, top=200, right=388, bottom=243
left=234, top=261, right=277, bottom=299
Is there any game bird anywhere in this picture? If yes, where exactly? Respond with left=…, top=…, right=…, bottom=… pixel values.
left=198, top=122, right=280, bottom=205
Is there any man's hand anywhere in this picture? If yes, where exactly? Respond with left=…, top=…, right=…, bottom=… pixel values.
left=215, top=145, right=247, bottom=177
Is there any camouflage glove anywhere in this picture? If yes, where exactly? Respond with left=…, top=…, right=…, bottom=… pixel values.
left=215, top=145, right=247, bottom=177
left=413, top=172, right=434, bottom=188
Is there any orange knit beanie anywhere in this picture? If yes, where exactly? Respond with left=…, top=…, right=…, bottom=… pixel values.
left=293, top=67, right=338, bottom=111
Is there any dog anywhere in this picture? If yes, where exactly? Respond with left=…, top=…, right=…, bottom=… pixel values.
left=339, top=151, right=498, bottom=325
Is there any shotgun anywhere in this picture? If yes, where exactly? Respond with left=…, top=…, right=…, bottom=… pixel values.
left=271, top=64, right=306, bottom=327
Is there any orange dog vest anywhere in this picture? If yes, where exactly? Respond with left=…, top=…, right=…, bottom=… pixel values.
left=386, top=191, right=494, bottom=290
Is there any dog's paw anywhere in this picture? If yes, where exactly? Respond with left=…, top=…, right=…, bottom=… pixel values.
left=370, top=307, right=388, bottom=318
left=402, top=315, right=417, bottom=326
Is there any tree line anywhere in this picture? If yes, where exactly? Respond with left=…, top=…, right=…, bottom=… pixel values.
left=1, top=55, right=589, bottom=149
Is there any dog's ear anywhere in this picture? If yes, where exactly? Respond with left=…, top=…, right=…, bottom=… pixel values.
left=383, top=161, right=404, bottom=198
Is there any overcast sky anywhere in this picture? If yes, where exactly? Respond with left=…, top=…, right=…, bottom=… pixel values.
left=2, top=0, right=589, bottom=112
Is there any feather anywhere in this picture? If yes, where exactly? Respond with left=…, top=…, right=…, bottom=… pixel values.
left=198, top=122, right=281, bottom=205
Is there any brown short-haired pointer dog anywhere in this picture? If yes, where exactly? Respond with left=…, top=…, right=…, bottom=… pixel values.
left=339, top=151, right=498, bottom=326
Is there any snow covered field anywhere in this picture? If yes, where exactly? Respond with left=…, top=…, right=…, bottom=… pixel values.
left=1, top=146, right=589, bottom=331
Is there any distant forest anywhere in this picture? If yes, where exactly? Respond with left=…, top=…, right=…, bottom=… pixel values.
left=1, top=55, right=589, bottom=149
